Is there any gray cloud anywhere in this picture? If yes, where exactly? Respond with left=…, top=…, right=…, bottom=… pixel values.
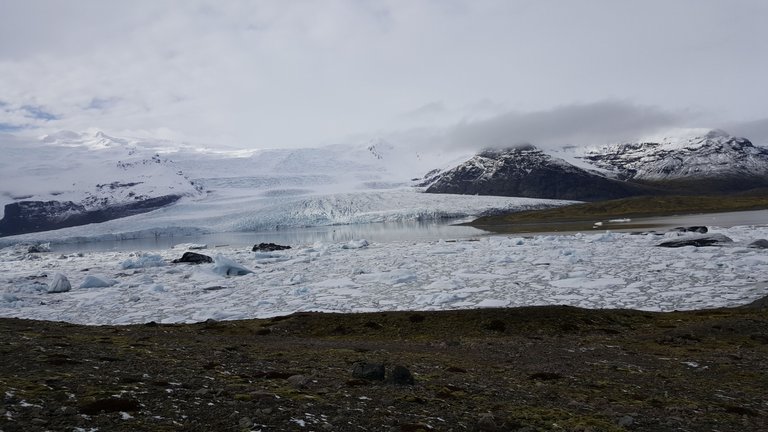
left=446, top=101, right=690, bottom=151
left=722, top=118, right=768, bottom=146
left=0, top=1, right=766, bottom=148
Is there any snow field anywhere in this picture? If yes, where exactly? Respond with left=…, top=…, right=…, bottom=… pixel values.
left=1, top=225, right=767, bottom=325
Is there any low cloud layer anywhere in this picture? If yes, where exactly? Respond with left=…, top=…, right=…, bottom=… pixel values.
left=723, top=118, right=768, bottom=145
left=446, top=101, right=690, bottom=151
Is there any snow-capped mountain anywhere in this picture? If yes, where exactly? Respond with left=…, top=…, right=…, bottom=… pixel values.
left=0, top=131, right=203, bottom=236
left=424, top=145, right=654, bottom=200
left=424, top=129, right=768, bottom=200
left=581, top=129, right=768, bottom=182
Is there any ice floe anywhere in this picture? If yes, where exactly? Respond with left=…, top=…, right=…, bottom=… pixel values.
left=1, top=225, right=767, bottom=325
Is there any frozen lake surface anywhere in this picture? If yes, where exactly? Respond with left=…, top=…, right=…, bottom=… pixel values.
left=2, top=222, right=767, bottom=325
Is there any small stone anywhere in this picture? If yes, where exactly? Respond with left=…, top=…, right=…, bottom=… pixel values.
left=239, top=417, right=253, bottom=428
left=260, top=408, right=273, bottom=415
left=617, top=415, right=635, bottom=427
left=31, top=417, right=48, bottom=425
left=287, top=374, right=309, bottom=389
left=477, top=413, right=498, bottom=431
left=352, top=362, right=385, bottom=381
left=195, top=388, right=209, bottom=396
left=389, top=365, right=415, bottom=385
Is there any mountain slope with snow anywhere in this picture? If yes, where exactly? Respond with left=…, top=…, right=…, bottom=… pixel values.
left=581, top=129, right=768, bottom=184
left=425, top=129, right=768, bottom=200
left=0, top=131, right=202, bottom=236
left=424, top=145, right=656, bottom=200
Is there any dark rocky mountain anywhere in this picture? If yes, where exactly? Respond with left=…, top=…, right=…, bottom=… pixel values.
left=424, top=146, right=656, bottom=201
left=0, top=196, right=182, bottom=237
left=424, top=130, right=768, bottom=200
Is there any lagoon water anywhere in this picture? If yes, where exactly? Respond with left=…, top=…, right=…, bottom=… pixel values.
left=49, top=219, right=488, bottom=253
left=46, top=209, right=768, bottom=253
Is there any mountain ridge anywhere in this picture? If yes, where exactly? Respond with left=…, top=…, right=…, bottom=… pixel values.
left=424, top=129, right=768, bottom=199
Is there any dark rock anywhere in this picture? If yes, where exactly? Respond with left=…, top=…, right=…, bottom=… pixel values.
left=529, top=372, right=564, bottom=381
left=352, top=362, right=385, bottom=381
left=79, top=398, right=141, bottom=415
left=617, top=415, right=635, bottom=427
left=483, top=319, right=506, bottom=332
left=364, top=321, right=383, bottom=330
left=239, top=417, right=254, bottom=429
left=172, top=251, right=213, bottom=264
left=252, top=243, right=291, bottom=252
left=748, top=239, right=768, bottom=249
left=672, top=226, right=708, bottom=234
left=657, top=234, right=733, bottom=248
left=408, top=314, right=425, bottom=323
left=389, top=365, right=415, bottom=385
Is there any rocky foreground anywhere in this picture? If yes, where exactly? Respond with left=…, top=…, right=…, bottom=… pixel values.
left=1, top=301, right=767, bottom=432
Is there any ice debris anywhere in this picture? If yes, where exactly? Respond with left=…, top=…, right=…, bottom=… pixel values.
left=213, top=255, right=253, bottom=276
left=48, top=273, right=71, bottom=293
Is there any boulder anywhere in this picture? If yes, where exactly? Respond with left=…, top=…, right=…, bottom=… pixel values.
left=252, top=243, right=291, bottom=252
left=748, top=239, right=768, bottom=249
left=389, top=365, right=415, bottom=385
left=657, top=234, right=733, bottom=248
left=172, top=251, right=213, bottom=264
left=351, top=362, right=385, bottom=381
left=48, top=273, right=71, bottom=293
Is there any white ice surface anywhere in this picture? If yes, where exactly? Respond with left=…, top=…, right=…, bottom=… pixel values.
left=1, top=225, right=767, bottom=325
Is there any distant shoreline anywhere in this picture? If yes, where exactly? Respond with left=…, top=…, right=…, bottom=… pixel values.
left=467, top=194, right=768, bottom=234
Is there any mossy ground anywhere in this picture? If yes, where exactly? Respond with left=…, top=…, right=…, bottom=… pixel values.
left=469, top=194, right=768, bottom=233
left=1, top=305, right=767, bottom=431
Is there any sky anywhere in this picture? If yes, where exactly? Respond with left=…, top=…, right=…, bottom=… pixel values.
left=1, top=0, right=767, bottom=150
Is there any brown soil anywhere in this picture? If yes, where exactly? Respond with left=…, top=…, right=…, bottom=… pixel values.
left=1, top=304, right=767, bottom=431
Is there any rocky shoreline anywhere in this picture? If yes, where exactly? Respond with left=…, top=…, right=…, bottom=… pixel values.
left=1, top=300, right=767, bottom=431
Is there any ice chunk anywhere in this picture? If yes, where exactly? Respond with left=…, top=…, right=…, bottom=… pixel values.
left=121, top=253, right=166, bottom=269
left=48, top=273, right=72, bottom=293
left=79, top=275, right=117, bottom=288
left=342, top=239, right=369, bottom=249
left=212, top=254, right=253, bottom=276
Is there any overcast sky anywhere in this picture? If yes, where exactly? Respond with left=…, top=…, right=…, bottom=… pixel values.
left=1, top=0, right=767, bottom=149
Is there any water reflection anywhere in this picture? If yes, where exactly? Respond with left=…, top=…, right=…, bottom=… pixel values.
left=51, top=219, right=487, bottom=253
